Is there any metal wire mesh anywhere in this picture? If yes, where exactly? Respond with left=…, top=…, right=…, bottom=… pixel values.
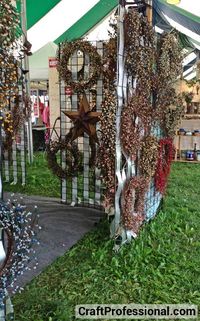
left=59, top=41, right=104, bottom=209
left=2, top=82, right=26, bottom=186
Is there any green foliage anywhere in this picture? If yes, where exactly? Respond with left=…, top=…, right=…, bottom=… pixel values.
left=13, top=163, right=200, bottom=320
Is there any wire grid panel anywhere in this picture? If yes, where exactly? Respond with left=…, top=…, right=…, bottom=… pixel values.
left=145, top=125, right=163, bottom=220
left=2, top=97, right=26, bottom=186
left=2, top=129, right=26, bottom=186
left=114, top=3, right=163, bottom=236
left=59, top=41, right=104, bottom=208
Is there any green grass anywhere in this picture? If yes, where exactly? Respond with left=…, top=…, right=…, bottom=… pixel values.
left=13, top=162, right=200, bottom=321
left=4, top=152, right=60, bottom=198
left=4, top=152, right=96, bottom=200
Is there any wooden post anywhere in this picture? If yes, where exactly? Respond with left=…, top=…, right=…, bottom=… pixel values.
left=146, top=0, right=153, bottom=25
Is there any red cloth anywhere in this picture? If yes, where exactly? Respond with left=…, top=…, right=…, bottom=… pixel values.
left=42, top=105, right=50, bottom=127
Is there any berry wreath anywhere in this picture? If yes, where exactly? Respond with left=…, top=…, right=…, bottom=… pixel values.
left=57, top=39, right=102, bottom=92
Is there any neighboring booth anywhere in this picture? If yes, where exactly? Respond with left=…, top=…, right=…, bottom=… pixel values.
left=174, top=78, right=200, bottom=161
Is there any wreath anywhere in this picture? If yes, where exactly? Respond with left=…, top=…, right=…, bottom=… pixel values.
left=155, top=138, right=175, bottom=194
left=124, top=10, right=155, bottom=96
left=121, top=94, right=153, bottom=160
left=47, top=135, right=96, bottom=179
left=57, top=40, right=102, bottom=92
left=0, top=197, right=39, bottom=298
left=46, top=138, right=81, bottom=179
left=122, top=176, right=149, bottom=235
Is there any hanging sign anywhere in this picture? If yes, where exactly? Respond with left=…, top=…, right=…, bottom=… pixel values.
left=49, top=58, right=58, bottom=68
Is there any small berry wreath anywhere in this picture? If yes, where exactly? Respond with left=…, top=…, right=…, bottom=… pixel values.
left=57, top=40, right=102, bottom=92
left=122, top=176, right=149, bottom=234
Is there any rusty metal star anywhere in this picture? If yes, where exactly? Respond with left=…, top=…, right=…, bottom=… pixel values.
left=63, top=94, right=101, bottom=143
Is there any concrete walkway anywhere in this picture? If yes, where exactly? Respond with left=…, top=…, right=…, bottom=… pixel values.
left=4, top=193, right=103, bottom=289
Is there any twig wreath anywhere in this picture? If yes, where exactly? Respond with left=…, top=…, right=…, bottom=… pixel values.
left=47, top=135, right=96, bottom=179
left=139, top=136, right=159, bottom=178
left=122, top=176, right=149, bottom=235
left=57, top=40, right=102, bottom=92
left=0, top=197, right=40, bottom=299
left=155, top=138, right=175, bottom=194
left=46, top=138, right=82, bottom=179
left=120, top=94, right=153, bottom=159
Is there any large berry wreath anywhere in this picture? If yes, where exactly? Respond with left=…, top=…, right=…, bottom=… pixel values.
left=57, top=40, right=102, bottom=92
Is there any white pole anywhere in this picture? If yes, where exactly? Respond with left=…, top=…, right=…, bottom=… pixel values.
left=115, top=0, right=126, bottom=233
left=0, top=113, right=3, bottom=200
left=21, top=0, right=34, bottom=164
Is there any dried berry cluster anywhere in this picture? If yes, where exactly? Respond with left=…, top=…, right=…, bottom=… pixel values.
left=97, top=88, right=117, bottom=208
left=0, top=1, right=21, bottom=109
left=139, top=136, right=159, bottom=178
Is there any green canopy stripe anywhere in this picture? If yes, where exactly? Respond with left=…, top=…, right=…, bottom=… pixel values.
left=55, top=0, right=118, bottom=44
left=157, top=0, right=200, bottom=24
left=17, top=0, right=62, bottom=29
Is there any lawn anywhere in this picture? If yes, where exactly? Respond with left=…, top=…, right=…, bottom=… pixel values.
left=12, top=162, right=200, bottom=321
left=4, top=152, right=60, bottom=198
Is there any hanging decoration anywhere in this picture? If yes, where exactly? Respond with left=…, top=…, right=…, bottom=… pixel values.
left=96, top=19, right=117, bottom=211
left=124, top=10, right=155, bottom=96
left=155, top=138, right=175, bottom=194
left=122, top=176, right=149, bottom=235
left=156, top=33, right=182, bottom=85
left=153, top=32, right=182, bottom=121
left=23, top=93, right=32, bottom=120
left=162, top=95, right=184, bottom=138
left=120, top=94, right=153, bottom=159
left=0, top=0, right=21, bottom=111
left=2, top=112, right=14, bottom=152
left=103, top=33, right=117, bottom=85
left=97, top=88, right=117, bottom=210
left=0, top=54, right=19, bottom=111
left=47, top=94, right=100, bottom=178
left=46, top=139, right=82, bottom=179
left=62, top=93, right=101, bottom=144
left=2, top=95, right=27, bottom=153
left=57, top=40, right=102, bottom=92
left=139, top=136, right=159, bottom=178
left=0, top=197, right=40, bottom=318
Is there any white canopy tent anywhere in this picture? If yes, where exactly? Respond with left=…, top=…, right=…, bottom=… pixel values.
left=18, top=0, right=199, bottom=80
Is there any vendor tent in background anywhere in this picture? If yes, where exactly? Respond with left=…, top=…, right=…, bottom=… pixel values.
left=17, top=0, right=118, bottom=80
left=17, top=0, right=199, bottom=80
left=153, top=0, right=200, bottom=80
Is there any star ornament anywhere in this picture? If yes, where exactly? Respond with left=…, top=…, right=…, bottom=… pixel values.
left=63, top=94, right=101, bottom=143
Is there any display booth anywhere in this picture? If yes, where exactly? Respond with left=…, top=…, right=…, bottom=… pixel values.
left=46, top=2, right=183, bottom=245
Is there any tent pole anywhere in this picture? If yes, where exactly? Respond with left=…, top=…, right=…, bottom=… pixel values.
left=146, top=0, right=153, bottom=24
left=21, top=0, right=34, bottom=164
left=0, top=111, right=3, bottom=200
